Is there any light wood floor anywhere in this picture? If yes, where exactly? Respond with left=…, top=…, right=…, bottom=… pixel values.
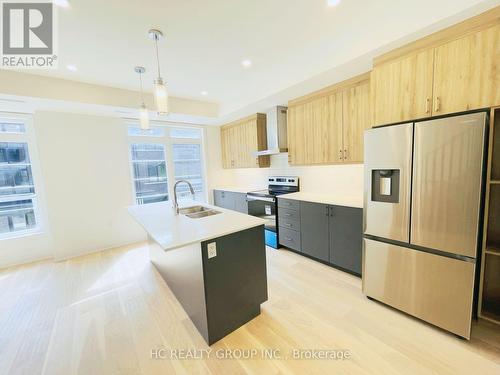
left=1, top=243, right=500, bottom=375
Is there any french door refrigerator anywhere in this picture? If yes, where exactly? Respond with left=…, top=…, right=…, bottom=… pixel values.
left=363, top=112, right=487, bottom=339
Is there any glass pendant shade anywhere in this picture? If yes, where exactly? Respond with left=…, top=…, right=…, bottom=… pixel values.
left=154, top=77, right=169, bottom=115
left=139, top=103, right=150, bottom=130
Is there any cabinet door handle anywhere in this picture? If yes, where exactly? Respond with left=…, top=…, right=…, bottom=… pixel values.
left=285, top=223, right=292, bottom=227
left=325, top=206, right=329, bottom=216
left=425, top=97, right=431, bottom=114
left=285, top=237, right=293, bottom=242
left=434, top=97, right=441, bottom=112
left=284, top=213, right=291, bottom=216
left=339, top=149, right=343, bottom=160
left=344, top=148, right=348, bottom=161
left=329, top=207, right=334, bottom=217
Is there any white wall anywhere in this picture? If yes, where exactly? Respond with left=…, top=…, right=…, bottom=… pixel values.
left=34, top=111, right=146, bottom=261
left=205, top=126, right=364, bottom=199
left=0, top=111, right=147, bottom=268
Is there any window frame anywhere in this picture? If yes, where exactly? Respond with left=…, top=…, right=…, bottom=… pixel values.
left=128, top=140, right=170, bottom=205
left=0, top=113, right=46, bottom=240
left=126, top=121, right=208, bottom=205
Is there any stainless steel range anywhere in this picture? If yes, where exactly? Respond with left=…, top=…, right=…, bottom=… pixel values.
left=247, top=176, right=299, bottom=248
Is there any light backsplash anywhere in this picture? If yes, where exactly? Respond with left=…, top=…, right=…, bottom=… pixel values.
left=221, top=153, right=364, bottom=197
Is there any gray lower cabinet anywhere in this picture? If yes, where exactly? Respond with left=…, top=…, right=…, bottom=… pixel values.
left=213, top=190, right=248, bottom=214
left=279, top=227, right=301, bottom=251
left=213, top=190, right=230, bottom=209
left=279, top=198, right=362, bottom=276
left=278, top=199, right=301, bottom=251
left=299, top=201, right=330, bottom=262
left=329, top=206, right=363, bottom=275
left=233, top=193, right=248, bottom=214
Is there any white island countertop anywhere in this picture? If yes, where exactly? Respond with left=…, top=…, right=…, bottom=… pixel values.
left=279, top=192, right=363, bottom=209
left=128, top=201, right=266, bottom=251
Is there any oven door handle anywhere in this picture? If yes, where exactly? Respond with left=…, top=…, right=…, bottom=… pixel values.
left=246, top=195, right=275, bottom=203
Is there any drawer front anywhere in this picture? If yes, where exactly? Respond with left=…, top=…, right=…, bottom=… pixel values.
left=278, top=198, right=300, bottom=210
left=278, top=216, right=300, bottom=231
left=279, top=227, right=301, bottom=251
left=278, top=207, right=300, bottom=221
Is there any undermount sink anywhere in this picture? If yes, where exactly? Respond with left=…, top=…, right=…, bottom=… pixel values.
left=185, top=210, right=221, bottom=219
left=178, top=205, right=211, bottom=214
left=179, top=205, right=221, bottom=219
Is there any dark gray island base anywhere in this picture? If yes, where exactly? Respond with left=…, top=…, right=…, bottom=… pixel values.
left=148, top=225, right=268, bottom=345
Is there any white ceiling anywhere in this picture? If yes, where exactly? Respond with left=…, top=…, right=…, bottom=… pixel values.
left=10, top=0, right=500, bottom=119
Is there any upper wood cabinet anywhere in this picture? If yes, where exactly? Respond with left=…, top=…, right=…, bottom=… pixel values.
left=372, top=17, right=500, bottom=126
left=287, top=103, right=305, bottom=165
left=220, top=114, right=270, bottom=169
left=342, top=81, right=371, bottom=163
left=288, top=93, right=343, bottom=165
left=371, top=49, right=434, bottom=126
left=287, top=75, right=370, bottom=166
left=220, top=126, right=232, bottom=169
left=433, top=24, right=500, bottom=115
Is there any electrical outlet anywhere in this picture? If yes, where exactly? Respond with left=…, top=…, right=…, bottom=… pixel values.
left=207, top=242, right=217, bottom=259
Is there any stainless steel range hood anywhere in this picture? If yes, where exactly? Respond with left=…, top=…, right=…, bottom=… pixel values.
left=254, top=106, right=288, bottom=156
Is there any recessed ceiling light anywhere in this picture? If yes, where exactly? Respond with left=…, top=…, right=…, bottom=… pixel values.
left=241, top=59, right=252, bottom=68
left=54, top=0, right=70, bottom=8
left=327, top=0, right=341, bottom=7
left=66, top=64, right=77, bottom=71
left=201, top=91, right=208, bottom=96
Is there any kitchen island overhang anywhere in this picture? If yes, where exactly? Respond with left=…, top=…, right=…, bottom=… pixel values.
left=129, top=202, right=268, bottom=345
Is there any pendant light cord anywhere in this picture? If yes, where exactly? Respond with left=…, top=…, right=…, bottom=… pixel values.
left=154, top=37, right=161, bottom=78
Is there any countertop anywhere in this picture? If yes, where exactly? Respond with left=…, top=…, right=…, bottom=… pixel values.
left=212, top=186, right=266, bottom=194
left=278, top=192, right=363, bottom=209
left=128, top=201, right=267, bottom=251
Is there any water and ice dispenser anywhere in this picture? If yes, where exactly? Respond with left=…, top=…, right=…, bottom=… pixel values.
left=371, top=169, right=400, bottom=203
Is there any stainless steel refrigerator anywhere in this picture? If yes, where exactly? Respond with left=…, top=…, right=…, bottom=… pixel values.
left=363, top=112, right=487, bottom=339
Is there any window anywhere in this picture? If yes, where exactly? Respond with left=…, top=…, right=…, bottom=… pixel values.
left=130, top=143, right=169, bottom=204
left=0, top=121, right=26, bottom=134
left=127, top=125, right=165, bottom=138
left=170, top=127, right=201, bottom=139
left=0, top=118, right=40, bottom=238
left=172, top=143, right=204, bottom=201
left=127, top=124, right=206, bottom=205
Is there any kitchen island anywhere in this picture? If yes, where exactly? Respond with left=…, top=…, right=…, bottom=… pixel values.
left=128, top=201, right=268, bottom=345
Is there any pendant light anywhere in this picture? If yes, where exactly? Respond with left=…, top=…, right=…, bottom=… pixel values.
left=148, top=29, right=169, bottom=115
left=134, top=66, right=150, bottom=130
